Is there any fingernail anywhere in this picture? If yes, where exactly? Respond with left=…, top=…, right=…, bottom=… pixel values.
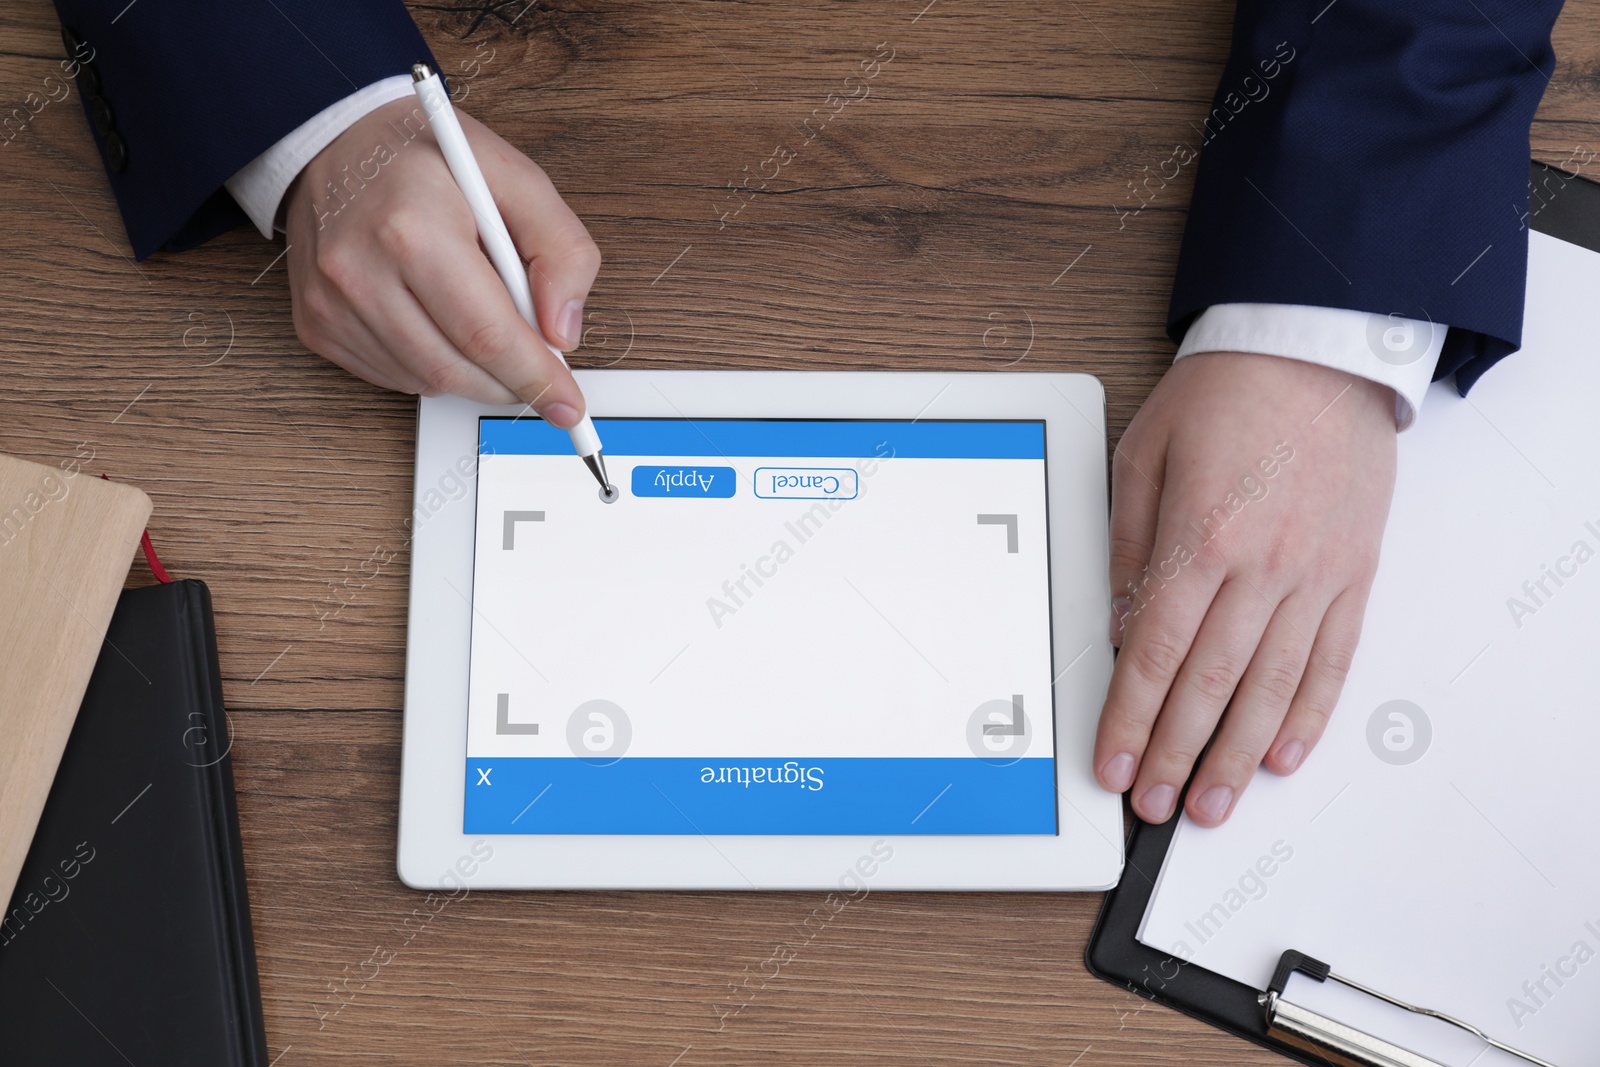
left=1101, top=752, right=1136, bottom=792
left=1194, top=785, right=1233, bottom=823
left=1277, top=739, right=1305, bottom=773
left=1139, top=783, right=1176, bottom=823
left=1110, top=596, right=1132, bottom=645
left=555, top=300, right=585, bottom=350
left=542, top=402, right=580, bottom=429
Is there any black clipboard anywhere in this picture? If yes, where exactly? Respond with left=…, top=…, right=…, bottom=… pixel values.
left=1084, top=159, right=1600, bottom=1067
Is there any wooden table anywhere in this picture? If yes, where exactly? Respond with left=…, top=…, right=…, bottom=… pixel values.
left=4, top=3, right=1597, bottom=1063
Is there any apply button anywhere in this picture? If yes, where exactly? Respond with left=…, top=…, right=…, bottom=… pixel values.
left=631, top=465, right=736, bottom=498
left=754, top=467, right=859, bottom=500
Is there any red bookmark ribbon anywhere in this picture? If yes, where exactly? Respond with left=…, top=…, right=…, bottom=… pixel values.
left=100, top=473, right=173, bottom=583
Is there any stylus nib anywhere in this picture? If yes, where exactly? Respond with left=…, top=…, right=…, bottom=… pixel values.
left=583, top=452, right=614, bottom=498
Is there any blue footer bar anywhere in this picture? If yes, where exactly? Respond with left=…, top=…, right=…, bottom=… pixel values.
left=463, top=756, right=1058, bottom=835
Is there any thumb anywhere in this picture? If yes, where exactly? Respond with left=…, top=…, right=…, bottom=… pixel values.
left=1108, top=434, right=1165, bottom=646
left=523, top=207, right=601, bottom=354
left=466, top=116, right=601, bottom=353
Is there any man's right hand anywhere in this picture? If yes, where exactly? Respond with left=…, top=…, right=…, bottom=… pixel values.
left=284, top=97, right=601, bottom=426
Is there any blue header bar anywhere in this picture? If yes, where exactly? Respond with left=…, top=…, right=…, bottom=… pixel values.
left=464, top=756, right=1057, bottom=835
left=480, top=418, right=1045, bottom=459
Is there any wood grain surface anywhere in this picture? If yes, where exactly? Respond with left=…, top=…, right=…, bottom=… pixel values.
left=3, top=2, right=1598, bottom=1064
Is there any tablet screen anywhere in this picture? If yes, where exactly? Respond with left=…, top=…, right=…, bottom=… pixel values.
left=463, top=417, right=1058, bottom=835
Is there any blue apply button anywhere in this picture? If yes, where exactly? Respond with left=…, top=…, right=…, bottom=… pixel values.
left=631, top=465, right=736, bottom=498
left=754, top=467, right=859, bottom=500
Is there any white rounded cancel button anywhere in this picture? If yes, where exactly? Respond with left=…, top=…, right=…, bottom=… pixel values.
left=753, top=467, right=859, bottom=499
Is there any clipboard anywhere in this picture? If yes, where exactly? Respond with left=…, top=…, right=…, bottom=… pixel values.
left=1085, top=160, right=1600, bottom=1067
left=1086, top=784, right=1562, bottom=1067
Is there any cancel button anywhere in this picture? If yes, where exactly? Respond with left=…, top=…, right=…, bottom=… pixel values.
left=754, top=467, right=858, bottom=499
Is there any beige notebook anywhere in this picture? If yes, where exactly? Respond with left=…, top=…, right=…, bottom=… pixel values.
left=0, top=454, right=151, bottom=908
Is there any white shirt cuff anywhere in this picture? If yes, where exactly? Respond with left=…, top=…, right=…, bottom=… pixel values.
left=224, top=74, right=417, bottom=239
left=1175, top=303, right=1446, bottom=431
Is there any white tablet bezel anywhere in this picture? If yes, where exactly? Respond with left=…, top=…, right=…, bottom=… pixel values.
left=398, top=370, right=1123, bottom=891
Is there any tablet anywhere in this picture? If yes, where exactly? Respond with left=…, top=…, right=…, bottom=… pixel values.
left=399, top=371, right=1123, bottom=890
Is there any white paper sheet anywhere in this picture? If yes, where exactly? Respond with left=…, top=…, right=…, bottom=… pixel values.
left=1138, top=230, right=1600, bottom=1066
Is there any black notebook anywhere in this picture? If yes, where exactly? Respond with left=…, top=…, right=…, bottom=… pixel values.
left=0, top=580, right=268, bottom=1067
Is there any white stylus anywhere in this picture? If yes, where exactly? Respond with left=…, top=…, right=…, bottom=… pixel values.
left=411, top=62, right=613, bottom=499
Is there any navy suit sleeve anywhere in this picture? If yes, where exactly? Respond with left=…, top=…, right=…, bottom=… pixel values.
left=53, top=0, right=436, bottom=260
left=1168, top=1, right=1565, bottom=393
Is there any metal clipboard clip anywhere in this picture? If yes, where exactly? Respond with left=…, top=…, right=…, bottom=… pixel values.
left=1260, top=951, right=1562, bottom=1067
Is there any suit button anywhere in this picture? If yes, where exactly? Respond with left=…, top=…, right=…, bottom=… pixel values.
left=104, top=130, right=128, bottom=172
left=90, top=97, right=115, bottom=136
left=77, top=62, right=101, bottom=96
left=61, top=26, right=85, bottom=58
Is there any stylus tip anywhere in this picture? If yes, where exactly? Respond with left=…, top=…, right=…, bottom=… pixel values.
left=583, top=452, right=614, bottom=501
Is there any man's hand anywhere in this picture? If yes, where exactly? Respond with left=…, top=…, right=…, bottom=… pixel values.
left=1095, top=352, right=1397, bottom=827
left=284, top=97, right=600, bottom=425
